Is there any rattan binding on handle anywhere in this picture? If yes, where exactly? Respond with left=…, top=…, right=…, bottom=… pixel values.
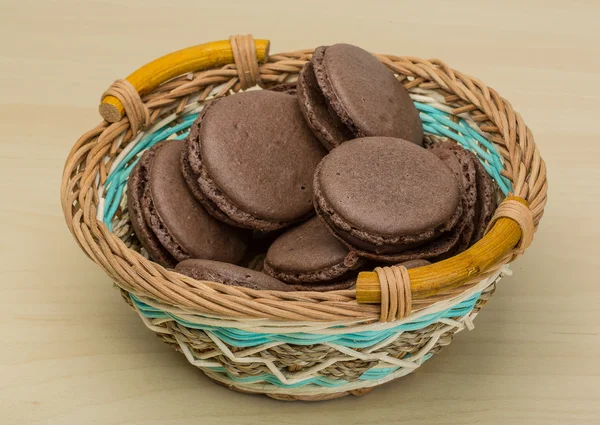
left=229, top=35, right=262, bottom=89
left=374, top=266, right=412, bottom=322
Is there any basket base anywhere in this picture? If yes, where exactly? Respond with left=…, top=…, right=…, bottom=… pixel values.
left=120, top=271, right=500, bottom=401
left=205, top=372, right=376, bottom=401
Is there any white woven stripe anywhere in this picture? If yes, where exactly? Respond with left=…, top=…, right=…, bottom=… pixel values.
left=134, top=309, right=171, bottom=334
left=194, top=319, right=454, bottom=397
left=169, top=300, right=481, bottom=386
left=175, top=334, right=222, bottom=368
left=324, top=343, right=420, bottom=369
left=197, top=307, right=481, bottom=396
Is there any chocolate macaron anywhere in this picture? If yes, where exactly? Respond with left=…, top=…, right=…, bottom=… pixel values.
left=428, top=144, right=477, bottom=258
left=128, top=143, right=177, bottom=267
left=127, top=139, right=250, bottom=266
left=430, top=142, right=495, bottom=249
left=175, top=259, right=291, bottom=291
left=297, top=43, right=423, bottom=150
left=314, top=137, right=462, bottom=260
left=472, top=158, right=495, bottom=242
left=264, top=216, right=364, bottom=290
left=183, top=90, right=326, bottom=231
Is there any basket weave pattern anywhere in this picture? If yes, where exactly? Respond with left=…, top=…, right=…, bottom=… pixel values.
left=61, top=42, right=547, bottom=400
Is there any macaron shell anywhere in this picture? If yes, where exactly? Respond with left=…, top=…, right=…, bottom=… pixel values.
left=340, top=214, right=467, bottom=262
left=429, top=144, right=478, bottom=259
left=455, top=153, right=477, bottom=253
left=429, top=143, right=480, bottom=251
left=181, top=145, right=240, bottom=227
left=182, top=106, right=250, bottom=228
left=264, top=216, right=363, bottom=284
left=315, top=137, right=462, bottom=247
left=266, top=217, right=355, bottom=272
left=175, top=259, right=291, bottom=291
left=314, top=200, right=435, bottom=254
left=472, top=155, right=496, bottom=242
left=192, top=91, right=327, bottom=225
left=313, top=44, right=423, bottom=145
left=297, top=61, right=353, bottom=150
left=126, top=144, right=176, bottom=267
left=187, top=114, right=295, bottom=231
left=148, top=139, right=250, bottom=263
left=290, top=277, right=357, bottom=292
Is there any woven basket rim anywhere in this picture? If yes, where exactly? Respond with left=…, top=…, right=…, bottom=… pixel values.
left=60, top=38, right=547, bottom=323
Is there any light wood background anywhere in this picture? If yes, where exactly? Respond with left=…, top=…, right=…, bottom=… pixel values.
left=1, top=0, right=599, bottom=423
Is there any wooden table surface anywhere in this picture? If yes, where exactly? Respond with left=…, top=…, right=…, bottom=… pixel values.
left=1, top=0, right=599, bottom=423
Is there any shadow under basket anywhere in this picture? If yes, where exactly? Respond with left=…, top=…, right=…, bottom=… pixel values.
left=61, top=35, right=547, bottom=401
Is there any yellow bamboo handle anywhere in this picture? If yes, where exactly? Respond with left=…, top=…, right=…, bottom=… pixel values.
left=356, top=196, right=528, bottom=303
left=99, top=39, right=271, bottom=122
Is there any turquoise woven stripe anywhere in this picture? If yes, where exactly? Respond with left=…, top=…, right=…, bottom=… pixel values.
left=131, top=292, right=480, bottom=348
left=414, top=102, right=511, bottom=194
left=102, top=113, right=199, bottom=231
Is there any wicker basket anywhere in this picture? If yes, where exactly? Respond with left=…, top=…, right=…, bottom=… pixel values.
left=61, top=35, right=547, bottom=401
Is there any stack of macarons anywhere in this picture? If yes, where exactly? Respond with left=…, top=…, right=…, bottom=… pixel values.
left=127, top=43, right=496, bottom=292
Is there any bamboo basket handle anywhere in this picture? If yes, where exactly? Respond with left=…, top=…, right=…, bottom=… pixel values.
left=99, top=37, right=270, bottom=122
left=356, top=196, right=534, bottom=304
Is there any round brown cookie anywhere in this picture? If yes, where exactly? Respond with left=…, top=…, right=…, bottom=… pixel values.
left=314, top=137, right=462, bottom=258
left=175, top=259, right=292, bottom=291
left=141, top=139, right=250, bottom=263
left=297, top=44, right=423, bottom=150
left=428, top=142, right=495, bottom=243
left=181, top=117, right=239, bottom=227
left=316, top=140, right=483, bottom=264
left=264, top=216, right=365, bottom=285
left=184, top=90, right=327, bottom=231
left=429, top=143, right=480, bottom=251
left=127, top=144, right=176, bottom=267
